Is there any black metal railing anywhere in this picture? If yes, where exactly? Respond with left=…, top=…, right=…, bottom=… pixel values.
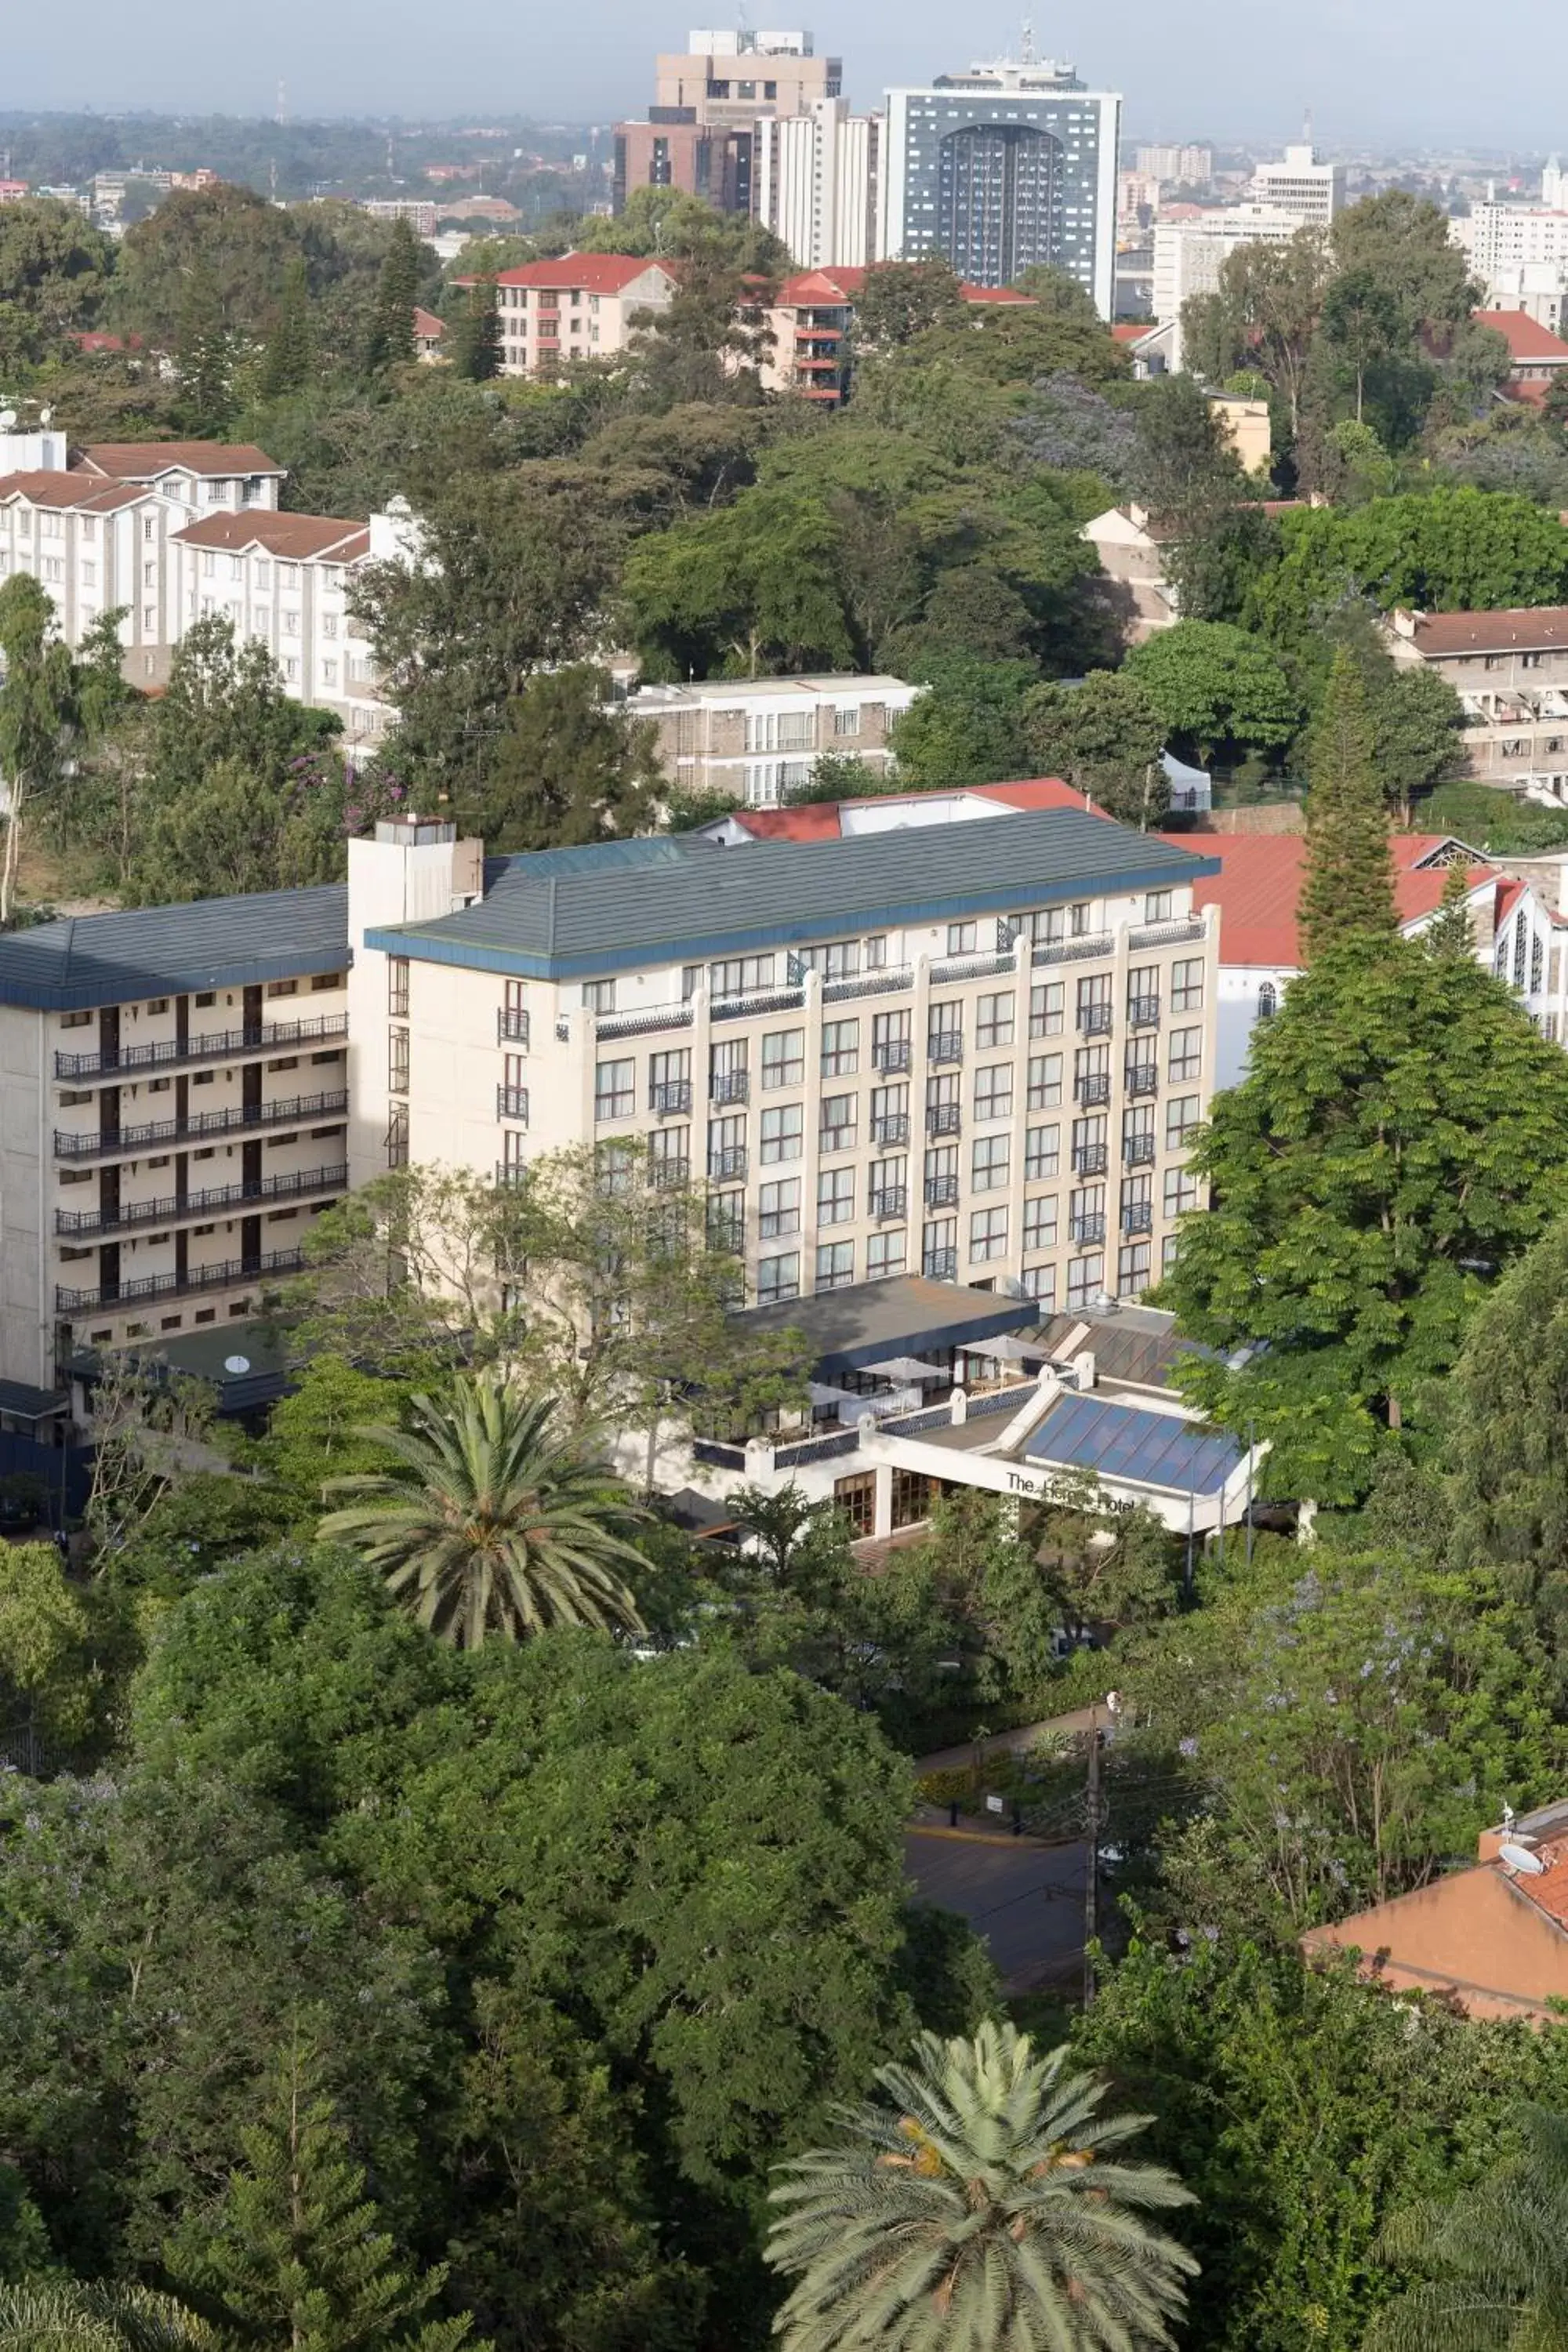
left=871, top=1039, right=912, bottom=1073
left=924, top=1174, right=960, bottom=1207
left=497, top=1007, right=530, bottom=1046
left=1123, top=1132, right=1156, bottom=1167
left=1069, top=1214, right=1106, bottom=1245
left=54, top=1013, right=346, bottom=1082
left=1076, top=1004, right=1113, bottom=1036
left=926, top=1103, right=961, bottom=1137
left=54, top=1090, right=349, bottom=1161
left=55, top=1162, right=346, bottom=1239
left=650, top=1157, right=691, bottom=1190
left=596, top=1004, right=692, bottom=1042
left=496, top=1085, right=529, bottom=1123
left=710, top=1070, right=750, bottom=1105
left=1122, top=1202, right=1153, bottom=1234
left=1074, top=1074, right=1111, bottom=1109
left=1130, top=916, right=1205, bottom=949
left=709, top=1147, right=748, bottom=1181
left=1127, top=995, right=1161, bottom=1029
left=1033, top=933, right=1111, bottom=968
left=927, top=1033, right=964, bottom=1065
left=649, top=1080, right=693, bottom=1116
left=495, top=1162, right=526, bottom=1187
left=1125, top=1065, right=1160, bottom=1098
left=1072, top=1144, right=1109, bottom=1176
left=869, top=1187, right=908, bottom=1221
left=870, top=1113, right=910, bottom=1146
left=56, top=1245, right=306, bottom=1316
left=923, top=1247, right=957, bottom=1280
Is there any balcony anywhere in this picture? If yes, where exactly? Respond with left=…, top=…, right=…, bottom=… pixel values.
left=872, top=1038, right=913, bottom=1073
left=923, top=1247, right=958, bottom=1281
left=823, top=967, right=913, bottom=1006
left=496, top=1007, right=530, bottom=1047
left=1071, top=1144, right=1109, bottom=1177
left=1069, top=1214, right=1107, bottom=1246
left=650, top=1157, right=691, bottom=1191
left=870, top=1113, right=911, bottom=1146
left=1033, top=932, right=1112, bottom=968
left=55, top=1162, right=347, bottom=1240
left=1076, top=1003, right=1113, bottom=1036
left=926, top=1103, right=961, bottom=1138
left=1123, top=1132, right=1156, bottom=1167
left=1122, top=1202, right=1153, bottom=1235
left=869, top=1187, right=908, bottom=1221
left=1129, top=916, right=1205, bottom=950
left=56, top=1244, right=306, bottom=1316
left=494, top=1162, right=526, bottom=1187
left=924, top=1174, right=960, bottom=1208
left=496, top=1085, right=529, bottom=1124
left=708, top=1146, right=748, bottom=1182
left=1125, top=1064, right=1160, bottom=1098
left=710, top=1070, right=750, bottom=1105
left=927, top=1033, right=964, bottom=1065
left=931, top=951, right=1016, bottom=984
left=53, top=1013, right=347, bottom=1083
left=1073, top=1074, right=1111, bottom=1109
left=596, top=1004, right=692, bottom=1043
left=53, top=1089, right=349, bottom=1162
left=649, top=1080, right=693, bottom=1116
left=1127, top=994, right=1161, bottom=1029
left=712, top=987, right=804, bottom=1024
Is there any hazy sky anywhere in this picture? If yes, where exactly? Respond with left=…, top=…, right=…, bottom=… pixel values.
left=6, top=0, right=1568, bottom=153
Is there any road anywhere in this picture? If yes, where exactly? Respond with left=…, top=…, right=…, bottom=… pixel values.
left=914, top=1701, right=1114, bottom=1779
left=904, top=1826, right=1088, bottom=1993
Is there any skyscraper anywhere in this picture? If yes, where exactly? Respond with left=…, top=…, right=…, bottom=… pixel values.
left=880, top=54, right=1121, bottom=310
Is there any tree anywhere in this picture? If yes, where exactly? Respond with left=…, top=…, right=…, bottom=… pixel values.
left=118, top=181, right=302, bottom=343
left=0, top=198, right=113, bottom=354
left=0, top=573, right=78, bottom=923
left=1123, top=621, right=1298, bottom=768
left=364, top=217, right=423, bottom=372
left=470, top=665, right=661, bottom=849
left=1424, top=860, right=1476, bottom=960
left=619, top=483, right=858, bottom=679
left=318, top=1375, right=648, bottom=1647
left=0, top=2281, right=218, bottom=2348
left=766, top=2020, right=1198, bottom=2352
left=450, top=273, right=501, bottom=383
left=630, top=233, right=773, bottom=410
left=1447, top=1207, right=1568, bottom=1599
left=1298, top=648, right=1397, bottom=962
left=1367, top=2106, right=1568, bottom=2352
left=1180, top=226, right=1332, bottom=445
left=1023, top=671, right=1171, bottom=828
left=260, top=252, right=314, bottom=397
left=174, top=258, right=234, bottom=435
left=1319, top=267, right=1403, bottom=425
left=1330, top=191, right=1479, bottom=339
left=256, top=1353, right=416, bottom=1515
left=176, top=2038, right=483, bottom=2351
left=885, top=658, right=1036, bottom=787
left=82, top=1358, right=220, bottom=1555
left=849, top=259, right=967, bottom=351
left=1245, top=491, right=1568, bottom=648
left=1159, top=935, right=1568, bottom=1499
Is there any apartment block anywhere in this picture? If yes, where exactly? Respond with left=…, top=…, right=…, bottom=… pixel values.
left=760, top=267, right=1034, bottom=404
left=475, top=254, right=677, bottom=376
left=347, top=808, right=1220, bottom=1326
left=1384, top=607, right=1568, bottom=799
left=1134, top=144, right=1213, bottom=187
left=1248, top=143, right=1344, bottom=226
left=0, top=891, right=351, bottom=1393
left=653, top=26, right=841, bottom=118
left=754, top=100, right=882, bottom=269
left=628, top=673, right=923, bottom=804
left=1151, top=205, right=1301, bottom=366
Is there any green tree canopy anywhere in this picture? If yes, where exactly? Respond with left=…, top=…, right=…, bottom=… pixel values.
left=463, top=663, right=661, bottom=849
left=1123, top=619, right=1299, bottom=766
left=1298, top=647, right=1397, bottom=961
left=885, top=658, right=1036, bottom=788
left=1023, top=670, right=1171, bottom=826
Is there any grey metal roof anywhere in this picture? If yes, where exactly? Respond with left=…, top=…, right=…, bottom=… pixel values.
left=371, top=810, right=1218, bottom=980
left=733, top=1273, right=1038, bottom=1376
left=0, top=886, right=347, bottom=1011
left=1023, top=1391, right=1240, bottom=1495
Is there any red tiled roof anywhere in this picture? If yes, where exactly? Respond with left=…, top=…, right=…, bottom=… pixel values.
left=727, top=802, right=848, bottom=842
left=970, top=778, right=1102, bottom=815
left=75, top=441, right=284, bottom=481
left=412, top=306, right=445, bottom=338
left=1157, top=831, right=1495, bottom=967
left=722, top=777, right=1094, bottom=841
left=0, top=470, right=149, bottom=514
left=772, top=265, right=1036, bottom=309
left=172, top=511, right=368, bottom=560
left=1399, top=604, right=1568, bottom=657
left=486, top=251, right=677, bottom=293
left=71, top=330, right=144, bottom=354
left=1475, top=308, right=1568, bottom=365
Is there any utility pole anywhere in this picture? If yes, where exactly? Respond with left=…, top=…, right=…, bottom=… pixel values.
left=1082, top=1725, right=1101, bottom=2009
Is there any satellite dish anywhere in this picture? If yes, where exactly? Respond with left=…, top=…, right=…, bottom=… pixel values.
left=38, top=407, right=52, bottom=426
left=223, top=1353, right=251, bottom=1375
left=1501, top=1842, right=1546, bottom=1876
left=0, top=411, right=15, bottom=431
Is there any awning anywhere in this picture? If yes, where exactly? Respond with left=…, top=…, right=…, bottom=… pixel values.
left=964, top=1332, right=1039, bottom=1364
left=865, top=1354, right=946, bottom=1381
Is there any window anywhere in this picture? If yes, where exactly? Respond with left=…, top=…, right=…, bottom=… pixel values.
left=833, top=1470, right=876, bottom=1535
left=708, top=1192, right=745, bottom=1252
left=709, top=953, right=775, bottom=996
left=974, top=1064, right=1012, bottom=1121
left=595, top=1058, right=634, bottom=1121
left=1167, top=1026, right=1202, bottom=1082
left=1067, top=1251, right=1105, bottom=1308
left=1166, top=1094, right=1201, bottom=1149
left=1118, top=1241, right=1152, bottom=1298
left=796, top=939, right=861, bottom=981
left=1022, top=1262, right=1058, bottom=1306
left=760, top=1103, right=804, bottom=1163
left=976, top=991, right=1014, bottom=1048
left=928, top=1003, right=964, bottom=1058
left=583, top=978, right=616, bottom=1014
left=708, top=1114, right=746, bottom=1178
left=833, top=703, right=861, bottom=736
left=1171, top=957, right=1205, bottom=1011
left=815, top=1240, right=855, bottom=1291
left=255, top=558, right=270, bottom=586
left=1256, top=980, right=1278, bottom=1022
left=972, top=1134, right=1010, bottom=1192
left=81, top=561, right=96, bottom=588
left=1145, top=890, right=1174, bottom=922
left=648, top=1125, right=689, bottom=1181
left=759, top=1178, right=800, bottom=1239
left=1026, top=1054, right=1062, bottom=1110
left=923, top=1216, right=958, bottom=1277
left=1164, top=1165, right=1199, bottom=1218
left=890, top=1466, right=932, bottom=1530
left=648, top=1048, right=691, bottom=1110
left=867, top=1228, right=906, bottom=1279
left=143, top=605, right=157, bottom=633
left=820, top=1092, right=858, bottom=1152
left=387, top=1029, right=409, bottom=1094
left=757, top=1252, right=800, bottom=1305
left=762, top=1028, right=804, bottom=1088
left=387, top=1102, right=409, bottom=1168
left=1025, top=1123, right=1060, bottom=1181
left=821, top=1019, right=859, bottom=1076
left=946, top=921, right=978, bottom=956
left=818, top=1167, right=855, bottom=1225
left=969, top=1206, right=1008, bottom=1263
left=388, top=957, right=409, bottom=1017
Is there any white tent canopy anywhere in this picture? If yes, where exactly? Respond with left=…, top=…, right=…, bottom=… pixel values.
left=864, top=1354, right=946, bottom=1381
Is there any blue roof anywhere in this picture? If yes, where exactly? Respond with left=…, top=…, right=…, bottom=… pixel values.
left=0, top=886, right=347, bottom=1011
left=1023, top=1391, right=1241, bottom=1496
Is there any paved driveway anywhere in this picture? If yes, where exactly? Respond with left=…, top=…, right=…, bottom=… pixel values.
left=904, top=1827, right=1087, bottom=1993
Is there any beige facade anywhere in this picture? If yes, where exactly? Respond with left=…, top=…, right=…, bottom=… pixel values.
left=653, top=28, right=840, bottom=119
left=347, top=819, right=1218, bottom=1325
left=486, top=256, right=677, bottom=377
left=630, top=673, right=922, bottom=806
left=1385, top=607, right=1568, bottom=797
left=1080, top=505, right=1178, bottom=644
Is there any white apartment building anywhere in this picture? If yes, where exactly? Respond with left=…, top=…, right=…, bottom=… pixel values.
left=754, top=99, right=882, bottom=268
left=1135, top=144, right=1213, bottom=187
left=477, top=254, right=678, bottom=376
left=1152, top=205, right=1303, bottom=368
left=1383, top=606, right=1568, bottom=800
left=347, top=808, right=1221, bottom=1327
left=1456, top=203, right=1568, bottom=331
left=1248, top=143, right=1344, bottom=226
left=627, top=673, right=923, bottom=805
left=0, top=888, right=350, bottom=1393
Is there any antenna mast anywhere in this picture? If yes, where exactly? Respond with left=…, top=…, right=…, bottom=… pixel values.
left=1020, top=13, right=1036, bottom=64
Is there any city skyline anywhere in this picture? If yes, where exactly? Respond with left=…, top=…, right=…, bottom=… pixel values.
left=5, top=0, right=1568, bottom=151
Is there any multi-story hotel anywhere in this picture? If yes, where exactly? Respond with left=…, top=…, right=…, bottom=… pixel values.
left=0, top=891, right=351, bottom=1393
left=626, top=673, right=922, bottom=803
left=347, top=806, right=1220, bottom=1322
left=477, top=255, right=677, bottom=377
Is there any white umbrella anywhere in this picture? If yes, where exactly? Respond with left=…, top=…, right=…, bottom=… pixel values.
left=864, top=1353, right=946, bottom=1381
left=808, top=1380, right=864, bottom=1410
left=967, top=1331, right=1038, bottom=1364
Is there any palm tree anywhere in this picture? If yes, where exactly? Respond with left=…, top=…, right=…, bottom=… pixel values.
left=765, top=2020, right=1197, bottom=2352
left=1366, top=2104, right=1568, bottom=2352
left=318, top=1374, right=647, bottom=1647
left=0, top=2281, right=219, bottom=2350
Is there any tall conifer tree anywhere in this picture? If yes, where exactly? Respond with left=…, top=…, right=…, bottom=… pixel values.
left=365, top=219, right=422, bottom=373
left=1298, top=645, right=1397, bottom=963
left=1424, top=860, right=1475, bottom=961
left=452, top=275, right=502, bottom=382
left=260, top=255, right=314, bottom=397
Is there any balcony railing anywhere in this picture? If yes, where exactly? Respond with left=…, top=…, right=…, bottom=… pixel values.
left=1122, top=1202, right=1153, bottom=1235
left=926, top=1103, right=961, bottom=1137
left=1127, top=994, right=1161, bottom=1029
left=1076, top=1004, right=1113, bottom=1036
left=822, top=967, right=913, bottom=1005
left=1033, top=933, right=1112, bottom=968
left=495, top=1162, right=526, bottom=1187
left=1069, top=1214, right=1107, bottom=1246
left=1074, top=1074, right=1112, bottom=1109
left=53, top=1089, right=349, bottom=1161
left=56, top=1245, right=306, bottom=1316
left=924, top=1174, right=960, bottom=1207
left=54, top=1013, right=347, bottom=1083
left=927, top=1033, right=964, bottom=1065
left=1129, top=916, right=1206, bottom=949
left=710, top=1070, right=750, bottom=1105
left=708, top=1147, right=748, bottom=1182
left=870, top=1113, right=910, bottom=1146
left=650, top=1157, right=691, bottom=1190
left=712, top=987, right=804, bottom=1024
left=1125, top=1065, right=1160, bottom=1098
left=872, top=1038, right=912, bottom=1073
left=931, top=951, right=1016, bottom=984
left=649, top=1080, right=693, bottom=1116
left=923, top=1247, right=957, bottom=1281
left=496, top=1007, right=530, bottom=1047
left=596, top=1004, right=692, bottom=1043
left=496, top=1085, right=529, bottom=1124
left=1072, top=1144, right=1109, bottom=1176
left=1123, top=1132, right=1157, bottom=1167
left=869, top=1187, right=908, bottom=1221
left=55, top=1162, right=347, bottom=1239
